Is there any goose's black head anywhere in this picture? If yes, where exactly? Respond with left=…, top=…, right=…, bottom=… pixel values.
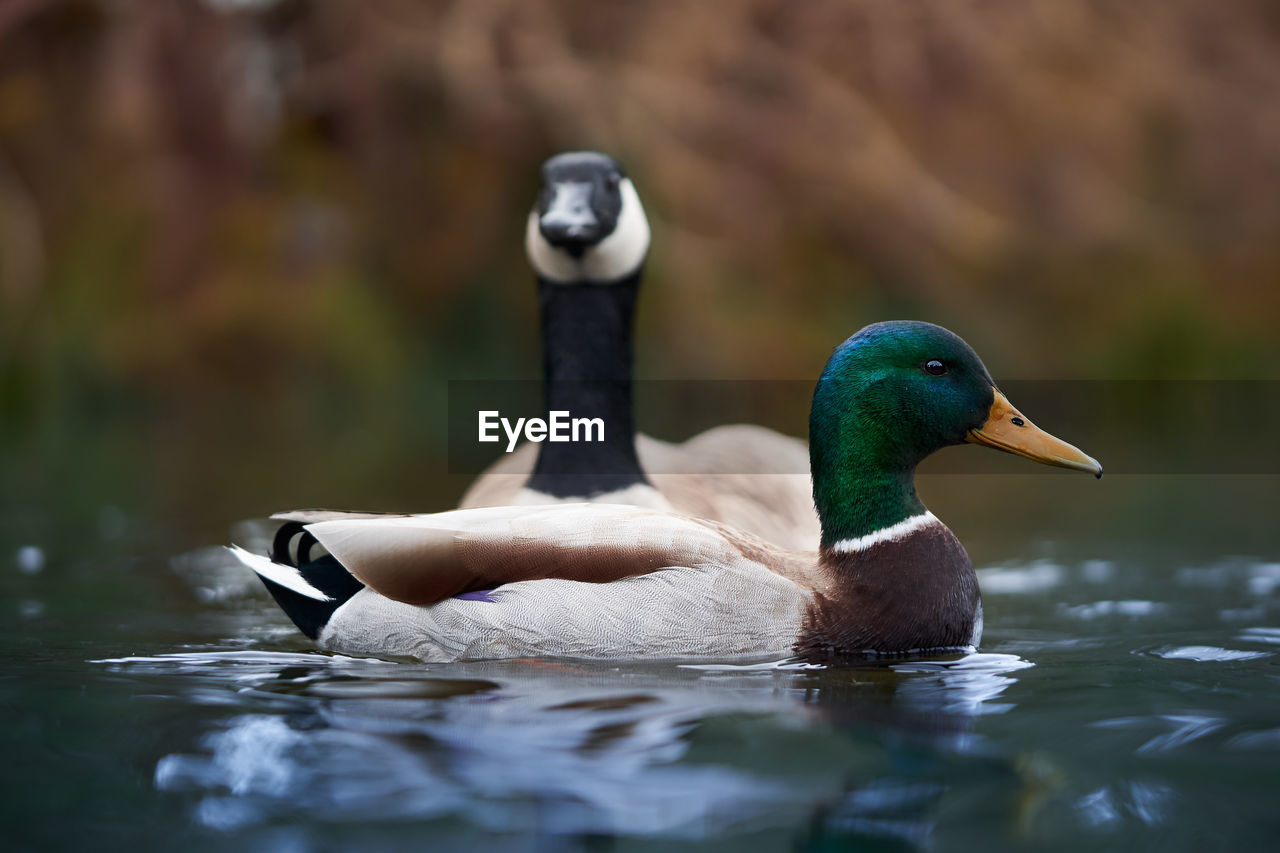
left=526, top=151, right=650, bottom=284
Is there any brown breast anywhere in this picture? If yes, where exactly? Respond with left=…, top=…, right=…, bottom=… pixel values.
left=793, top=522, right=980, bottom=661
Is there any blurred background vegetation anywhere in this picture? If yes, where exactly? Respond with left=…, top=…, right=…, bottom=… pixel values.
left=1, top=0, right=1278, bottom=549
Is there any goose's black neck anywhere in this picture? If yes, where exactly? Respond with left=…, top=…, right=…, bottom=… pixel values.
left=526, top=269, right=649, bottom=498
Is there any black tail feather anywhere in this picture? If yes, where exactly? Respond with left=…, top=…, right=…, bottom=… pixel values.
left=271, top=521, right=321, bottom=566
left=259, top=522, right=365, bottom=640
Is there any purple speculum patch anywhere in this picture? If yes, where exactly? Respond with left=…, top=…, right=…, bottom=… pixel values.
left=454, top=589, right=497, bottom=602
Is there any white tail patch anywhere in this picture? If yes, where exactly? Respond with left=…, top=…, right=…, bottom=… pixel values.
left=226, top=545, right=331, bottom=602
left=828, top=512, right=940, bottom=554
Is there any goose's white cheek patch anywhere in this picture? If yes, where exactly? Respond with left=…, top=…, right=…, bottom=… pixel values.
left=526, top=179, right=650, bottom=284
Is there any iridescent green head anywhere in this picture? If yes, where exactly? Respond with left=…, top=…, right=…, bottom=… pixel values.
left=810, top=321, right=1100, bottom=546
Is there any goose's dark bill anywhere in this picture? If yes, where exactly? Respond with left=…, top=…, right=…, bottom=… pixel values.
left=965, top=389, right=1103, bottom=478
left=538, top=177, right=611, bottom=252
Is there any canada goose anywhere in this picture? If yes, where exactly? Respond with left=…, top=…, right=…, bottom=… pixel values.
left=232, top=321, right=1102, bottom=662
left=460, top=151, right=818, bottom=549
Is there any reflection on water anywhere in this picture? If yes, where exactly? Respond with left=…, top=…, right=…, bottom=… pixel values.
left=94, top=649, right=1036, bottom=842
left=890, top=654, right=1034, bottom=718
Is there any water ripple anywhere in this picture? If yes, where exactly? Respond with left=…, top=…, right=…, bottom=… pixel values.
left=1058, top=600, right=1164, bottom=620
left=1091, top=714, right=1227, bottom=754
left=1224, top=728, right=1280, bottom=750
left=1150, top=646, right=1271, bottom=662
left=1237, top=627, right=1280, bottom=646
left=1075, top=780, right=1176, bottom=828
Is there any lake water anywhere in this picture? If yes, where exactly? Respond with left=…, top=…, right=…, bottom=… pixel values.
left=3, top=458, right=1278, bottom=850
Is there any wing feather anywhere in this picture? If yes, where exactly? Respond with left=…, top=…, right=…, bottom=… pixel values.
left=304, top=503, right=755, bottom=606
left=271, top=509, right=412, bottom=524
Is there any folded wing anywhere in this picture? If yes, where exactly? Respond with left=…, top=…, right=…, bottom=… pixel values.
left=303, top=503, right=757, bottom=606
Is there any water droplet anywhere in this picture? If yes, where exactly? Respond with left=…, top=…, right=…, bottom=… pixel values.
left=1080, top=559, right=1116, bottom=583
left=16, top=545, right=44, bottom=574
left=977, top=561, right=1065, bottom=594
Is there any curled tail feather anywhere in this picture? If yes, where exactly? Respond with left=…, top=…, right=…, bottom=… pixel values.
left=229, top=523, right=364, bottom=639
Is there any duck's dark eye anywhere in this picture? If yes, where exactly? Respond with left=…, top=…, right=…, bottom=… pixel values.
left=924, top=359, right=947, bottom=376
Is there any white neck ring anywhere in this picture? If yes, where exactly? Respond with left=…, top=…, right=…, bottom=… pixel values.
left=828, top=512, right=939, bottom=554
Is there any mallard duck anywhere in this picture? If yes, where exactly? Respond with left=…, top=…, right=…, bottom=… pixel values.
left=231, top=321, right=1100, bottom=662
left=459, top=151, right=819, bottom=550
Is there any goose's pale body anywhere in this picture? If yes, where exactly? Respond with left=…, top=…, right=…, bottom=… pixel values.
left=461, top=426, right=819, bottom=550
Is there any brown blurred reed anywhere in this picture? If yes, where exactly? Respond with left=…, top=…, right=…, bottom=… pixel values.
left=2, top=0, right=1278, bottom=408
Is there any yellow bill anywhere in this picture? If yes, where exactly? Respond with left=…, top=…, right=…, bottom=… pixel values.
left=966, top=389, right=1103, bottom=478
